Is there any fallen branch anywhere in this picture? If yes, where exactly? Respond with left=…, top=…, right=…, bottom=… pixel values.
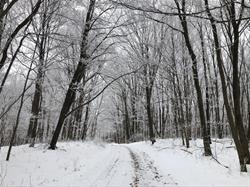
left=225, top=146, right=235, bottom=149
left=211, top=156, right=229, bottom=169
left=157, top=147, right=173, bottom=151
left=180, top=148, right=193, bottom=155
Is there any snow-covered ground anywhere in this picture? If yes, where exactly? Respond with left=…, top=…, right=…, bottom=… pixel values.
left=0, top=139, right=249, bottom=187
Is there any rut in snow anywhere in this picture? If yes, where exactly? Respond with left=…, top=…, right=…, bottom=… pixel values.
left=126, top=146, right=178, bottom=187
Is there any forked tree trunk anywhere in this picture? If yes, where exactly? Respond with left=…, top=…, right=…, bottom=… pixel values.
left=204, top=0, right=250, bottom=172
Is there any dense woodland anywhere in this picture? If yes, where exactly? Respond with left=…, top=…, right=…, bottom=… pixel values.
left=0, top=0, right=250, bottom=172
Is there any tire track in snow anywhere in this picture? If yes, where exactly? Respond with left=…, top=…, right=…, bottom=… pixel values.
left=126, top=146, right=178, bottom=187
left=89, top=146, right=132, bottom=187
left=89, top=149, right=119, bottom=187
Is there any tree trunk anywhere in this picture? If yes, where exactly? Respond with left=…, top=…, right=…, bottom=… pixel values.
left=199, top=24, right=211, bottom=144
left=6, top=58, right=34, bottom=161
left=29, top=64, right=44, bottom=147
left=49, top=0, right=95, bottom=149
left=146, top=85, right=155, bottom=144
left=122, top=90, right=130, bottom=142
left=0, top=0, right=42, bottom=71
left=81, top=101, right=90, bottom=141
left=0, top=0, right=5, bottom=49
left=74, top=91, right=84, bottom=140
left=176, top=0, right=212, bottom=155
left=204, top=0, right=250, bottom=171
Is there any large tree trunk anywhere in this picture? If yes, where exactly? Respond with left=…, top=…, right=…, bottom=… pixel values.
left=49, top=0, right=96, bottom=150
left=204, top=0, right=250, bottom=172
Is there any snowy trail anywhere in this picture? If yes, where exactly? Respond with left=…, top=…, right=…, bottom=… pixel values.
left=88, top=145, right=133, bottom=187
left=87, top=144, right=177, bottom=187
left=125, top=146, right=177, bottom=187
left=1, top=140, right=249, bottom=187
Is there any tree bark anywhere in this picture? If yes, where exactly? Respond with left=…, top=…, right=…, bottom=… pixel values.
left=49, top=0, right=96, bottom=149
left=81, top=99, right=91, bottom=141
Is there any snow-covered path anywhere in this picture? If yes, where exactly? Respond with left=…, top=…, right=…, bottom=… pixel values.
left=125, top=146, right=177, bottom=187
left=0, top=139, right=249, bottom=187
left=86, top=145, right=132, bottom=187
left=85, top=145, right=177, bottom=187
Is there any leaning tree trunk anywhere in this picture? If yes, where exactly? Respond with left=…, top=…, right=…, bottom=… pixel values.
left=0, top=0, right=5, bottom=49
left=175, top=0, right=212, bottom=156
left=6, top=58, right=34, bottom=161
left=49, top=0, right=96, bottom=149
left=0, top=0, right=42, bottom=71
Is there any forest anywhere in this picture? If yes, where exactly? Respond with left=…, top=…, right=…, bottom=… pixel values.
left=0, top=0, right=250, bottom=186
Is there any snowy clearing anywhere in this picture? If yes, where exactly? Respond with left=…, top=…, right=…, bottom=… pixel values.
left=0, top=139, right=249, bottom=187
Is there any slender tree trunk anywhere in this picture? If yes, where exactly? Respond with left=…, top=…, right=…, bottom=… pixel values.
left=81, top=101, right=91, bottom=141
left=0, top=0, right=42, bottom=71
left=0, top=34, right=28, bottom=95
left=74, top=91, right=84, bottom=140
left=0, top=0, right=6, bottom=50
left=6, top=59, right=34, bottom=161
left=247, top=101, right=250, bottom=142
left=122, top=90, right=130, bottom=142
left=172, top=34, right=189, bottom=148
left=146, top=85, right=155, bottom=144
left=211, top=50, right=222, bottom=139
left=175, top=0, right=212, bottom=155
left=199, top=24, right=211, bottom=144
